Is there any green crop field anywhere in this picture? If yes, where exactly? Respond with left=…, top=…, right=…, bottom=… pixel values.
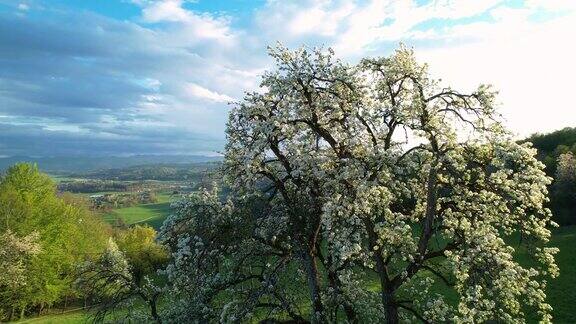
left=103, top=193, right=173, bottom=229
left=47, top=174, right=80, bottom=183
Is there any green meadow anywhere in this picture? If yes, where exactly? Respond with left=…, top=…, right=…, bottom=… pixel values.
left=102, top=193, right=173, bottom=229
left=542, top=226, right=576, bottom=322
left=20, top=174, right=576, bottom=323
left=16, top=310, right=88, bottom=324
left=22, top=226, right=576, bottom=324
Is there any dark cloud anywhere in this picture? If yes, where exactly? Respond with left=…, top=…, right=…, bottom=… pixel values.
left=0, top=13, right=164, bottom=119
left=0, top=8, right=252, bottom=156
left=0, top=122, right=224, bottom=156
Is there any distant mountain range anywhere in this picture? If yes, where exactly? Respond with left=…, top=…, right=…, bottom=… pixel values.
left=0, top=155, right=223, bottom=173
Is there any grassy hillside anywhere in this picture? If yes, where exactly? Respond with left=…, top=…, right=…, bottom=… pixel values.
left=16, top=311, right=88, bottom=324
left=24, top=225, right=576, bottom=323
left=543, top=226, right=575, bottom=322
left=103, top=193, right=173, bottom=229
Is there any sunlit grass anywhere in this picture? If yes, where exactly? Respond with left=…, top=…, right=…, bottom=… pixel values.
left=103, top=203, right=171, bottom=230
left=15, top=310, right=88, bottom=324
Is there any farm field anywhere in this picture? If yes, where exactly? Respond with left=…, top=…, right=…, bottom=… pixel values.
left=102, top=192, right=174, bottom=229
left=47, top=174, right=82, bottom=183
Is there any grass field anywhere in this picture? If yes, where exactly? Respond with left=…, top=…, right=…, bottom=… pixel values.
left=16, top=310, right=88, bottom=324
left=102, top=193, right=173, bottom=229
left=542, top=225, right=576, bottom=322
left=47, top=174, right=82, bottom=183
left=24, top=225, right=575, bottom=323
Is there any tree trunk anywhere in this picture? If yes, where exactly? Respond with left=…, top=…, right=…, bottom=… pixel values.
left=149, top=297, right=162, bottom=324
left=302, top=250, right=325, bottom=323
left=343, top=304, right=358, bottom=324
left=375, top=254, right=399, bottom=324
left=384, top=291, right=399, bottom=324
left=365, top=217, right=399, bottom=324
left=37, top=303, right=44, bottom=316
left=19, top=305, right=26, bottom=320
left=327, top=268, right=357, bottom=323
left=371, top=236, right=399, bottom=324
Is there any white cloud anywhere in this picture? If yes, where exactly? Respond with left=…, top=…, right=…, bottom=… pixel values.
left=256, top=0, right=504, bottom=56
left=4, top=0, right=575, bottom=156
left=185, top=83, right=235, bottom=103
left=287, top=1, right=355, bottom=36
left=140, top=0, right=234, bottom=43
left=418, top=12, right=576, bottom=137
left=525, top=0, right=576, bottom=11
left=252, top=0, right=576, bottom=137
left=141, top=0, right=576, bottom=140
left=142, top=0, right=188, bottom=22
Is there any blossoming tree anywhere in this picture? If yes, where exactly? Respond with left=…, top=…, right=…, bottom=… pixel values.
left=163, top=45, right=558, bottom=323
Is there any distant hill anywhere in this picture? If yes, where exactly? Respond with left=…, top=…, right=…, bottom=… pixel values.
left=0, top=155, right=222, bottom=173
left=73, top=162, right=220, bottom=181
left=524, top=127, right=576, bottom=155
left=523, top=127, right=576, bottom=175
left=523, top=127, right=576, bottom=226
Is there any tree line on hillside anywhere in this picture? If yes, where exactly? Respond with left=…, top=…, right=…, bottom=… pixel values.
left=57, top=179, right=135, bottom=193
left=523, top=127, right=576, bottom=175
left=70, top=163, right=219, bottom=181
left=89, top=191, right=158, bottom=211
left=0, top=164, right=110, bottom=320
left=524, top=127, right=576, bottom=225
left=0, top=164, right=167, bottom=322
left=0, top=155, right=221, bottom=174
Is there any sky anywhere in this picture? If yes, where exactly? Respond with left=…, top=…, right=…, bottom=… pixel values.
left=0, top=0, right=575, bottom=157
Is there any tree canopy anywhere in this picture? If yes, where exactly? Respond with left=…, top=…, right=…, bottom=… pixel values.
left=0, top=164, right=111, bottom=321
left=522, top=128, right=576, bottom=225
left=159, top=45, right=558, bottom=323
left=77, top=230, right=167, bottom=324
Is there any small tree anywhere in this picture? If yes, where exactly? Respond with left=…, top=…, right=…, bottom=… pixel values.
left=116, top=225, right=169, bottom=284
left=77, top=238, right=164, bottom=323
left=556, top=152, right=576, bottom=183
left=165, top=45, right=558, bottom=323
left=78, top=226, right=167, bottom=323
left=0, top=230, right=40, bottom=321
